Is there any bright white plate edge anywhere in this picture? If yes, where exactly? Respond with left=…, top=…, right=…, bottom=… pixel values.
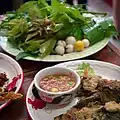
left=0, top=37, right=109, bottom=62
left=26, top=60, right=120, bottom=120
left=0, top=53, right=24, bottom=111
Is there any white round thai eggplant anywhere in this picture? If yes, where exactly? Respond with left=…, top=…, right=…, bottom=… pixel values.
left=55, top=45, right=65, bottom=55
left=65, top=36, right=76, bottom=45
left=82, top=39, right=90, bottom=48
left=66, top=44, right=74, bottom=53
left=57, top=40, right=66, bottom=47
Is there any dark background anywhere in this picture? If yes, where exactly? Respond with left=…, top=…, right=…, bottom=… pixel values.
left=0, top=0, right=87, bottom=14
left=0, top=0, right=12, bottom=14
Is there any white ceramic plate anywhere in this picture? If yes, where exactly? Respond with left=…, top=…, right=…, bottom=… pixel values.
left=26, top=60, right=120, bottom=120
left=0, top=53, right=23, bottom=110
left=0, top=36, right=109, bottom=62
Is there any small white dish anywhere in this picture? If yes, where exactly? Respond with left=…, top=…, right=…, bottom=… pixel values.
left=34, top=66, right=81, bottom=106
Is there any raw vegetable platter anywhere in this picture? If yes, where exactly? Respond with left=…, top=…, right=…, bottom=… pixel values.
left=0, top=0, right=117, bottom=62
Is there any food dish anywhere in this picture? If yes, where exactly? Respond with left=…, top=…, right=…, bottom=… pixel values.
left=26, top=60, right=120, bottom=120
left=34, top=66, right=80, bottom=105
left=0, top=72, right=23, bottom=101
left=0, top=37, right=109, bottom=62
left=39, top=74, right=76, bottom=92
left=0, top=0, right=116, bottom=62
left=54, top=76, right=120, bottom=120
left=0, top=53, right=23, bottom=110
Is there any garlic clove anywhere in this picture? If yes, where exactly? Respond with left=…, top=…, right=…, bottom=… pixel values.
left=57, top=40, right=66, bottom=47
left=66, top=44, right=74, bottom=53
left=82, top=39, right=90, bottom=48
left=55, top=46, right=65, bottom=55
left=65, top=36, right=76, bottom=45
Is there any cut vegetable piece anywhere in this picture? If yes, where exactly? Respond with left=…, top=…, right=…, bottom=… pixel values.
left=77, top=62, right=95, bottom=77
left=16, top=52, right=29, bottom=60
left=17, top=1, right=38, bottom=13
left=39, top=38, right=57, bottom=58
left=74, top=41, right=84, bottom=52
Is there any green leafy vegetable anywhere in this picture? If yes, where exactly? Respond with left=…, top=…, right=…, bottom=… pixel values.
left=51, top=0, right=86, bottom=23
left=38, top=0, right=49, bottom=8
left=0, top=0, right=117, bottom=59
left=56, top=26, right=73, bottom=39
left=70, top=25, right=83, bottom=40
left=7, top=18, right=28, bottom=37
left=84, top=17, right=117, bottom=45
left=84, top=25, right=105, bottom=45
left=16, top=52, right=29, bottom=60
left=38, top=0, right=51, bottom=17
left=21, top=40, right=44, bottom=54
left=17, top=1, right=38, bottom=13
left=0, top=12, right=26, bottom=29
left=68, top=82, right=74, bottom=86
left=77, top=62, right=95, bottom=77
left=39, top=38, right=57, bottom=58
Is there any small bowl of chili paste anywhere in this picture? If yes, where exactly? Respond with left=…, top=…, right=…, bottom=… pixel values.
left=34, top=66, right=81, bottom=106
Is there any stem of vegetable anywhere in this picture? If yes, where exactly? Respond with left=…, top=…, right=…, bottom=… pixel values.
left=39, top=6, right=51, bottom=11
left=80, top=11, right=107, bottom=16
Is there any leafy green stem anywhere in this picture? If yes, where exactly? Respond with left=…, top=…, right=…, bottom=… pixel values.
left=80, top=11, right=107, bottom=16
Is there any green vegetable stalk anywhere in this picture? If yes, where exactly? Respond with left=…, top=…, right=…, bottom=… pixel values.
left=84, top=17, right=117, bottom=45
left=39, top=38, right=57, bottom=58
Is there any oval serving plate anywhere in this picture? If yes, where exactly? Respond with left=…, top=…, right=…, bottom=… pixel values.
left=0, top=53, right=24, bottom=110
left=26, top=60, right=120, bottom=120
left=0, top=36, right=109, bottom=62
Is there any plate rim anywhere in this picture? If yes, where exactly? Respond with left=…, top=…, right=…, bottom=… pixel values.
left=26, top=81, right=35, bottom=120
left=26, top=60, right=120, bottom=120
left=0, top=53, right=24, bottom=111
left=0, top=37, right=109, bottom=62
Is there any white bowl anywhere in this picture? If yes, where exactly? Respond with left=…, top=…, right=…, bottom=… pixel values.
left=34, top=66, right=81, bottom=106
left=0, top=53, right=23, bottom=110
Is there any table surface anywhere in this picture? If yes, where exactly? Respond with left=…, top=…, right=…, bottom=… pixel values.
left=0, top=44, right=120, bottom=120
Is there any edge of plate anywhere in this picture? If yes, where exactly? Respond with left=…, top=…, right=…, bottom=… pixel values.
left=26, top=81, right=34, bottom=120
left=0, top=37, right=109, bottom=62
left=0, top=53, right=24, bottom=111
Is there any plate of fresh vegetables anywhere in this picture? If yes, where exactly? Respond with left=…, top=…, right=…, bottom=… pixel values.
left=0, top=0, right=117, bottom=62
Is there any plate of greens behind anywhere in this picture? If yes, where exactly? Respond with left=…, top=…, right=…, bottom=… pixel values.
left=0, top=0, right=117, bottom=62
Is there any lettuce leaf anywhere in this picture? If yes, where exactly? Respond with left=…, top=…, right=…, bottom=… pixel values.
left=77, top=62, right=95, bottom=77
left=51, top=0, right=86, bottom=24
left=17, top=1, right=38, bottom=13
